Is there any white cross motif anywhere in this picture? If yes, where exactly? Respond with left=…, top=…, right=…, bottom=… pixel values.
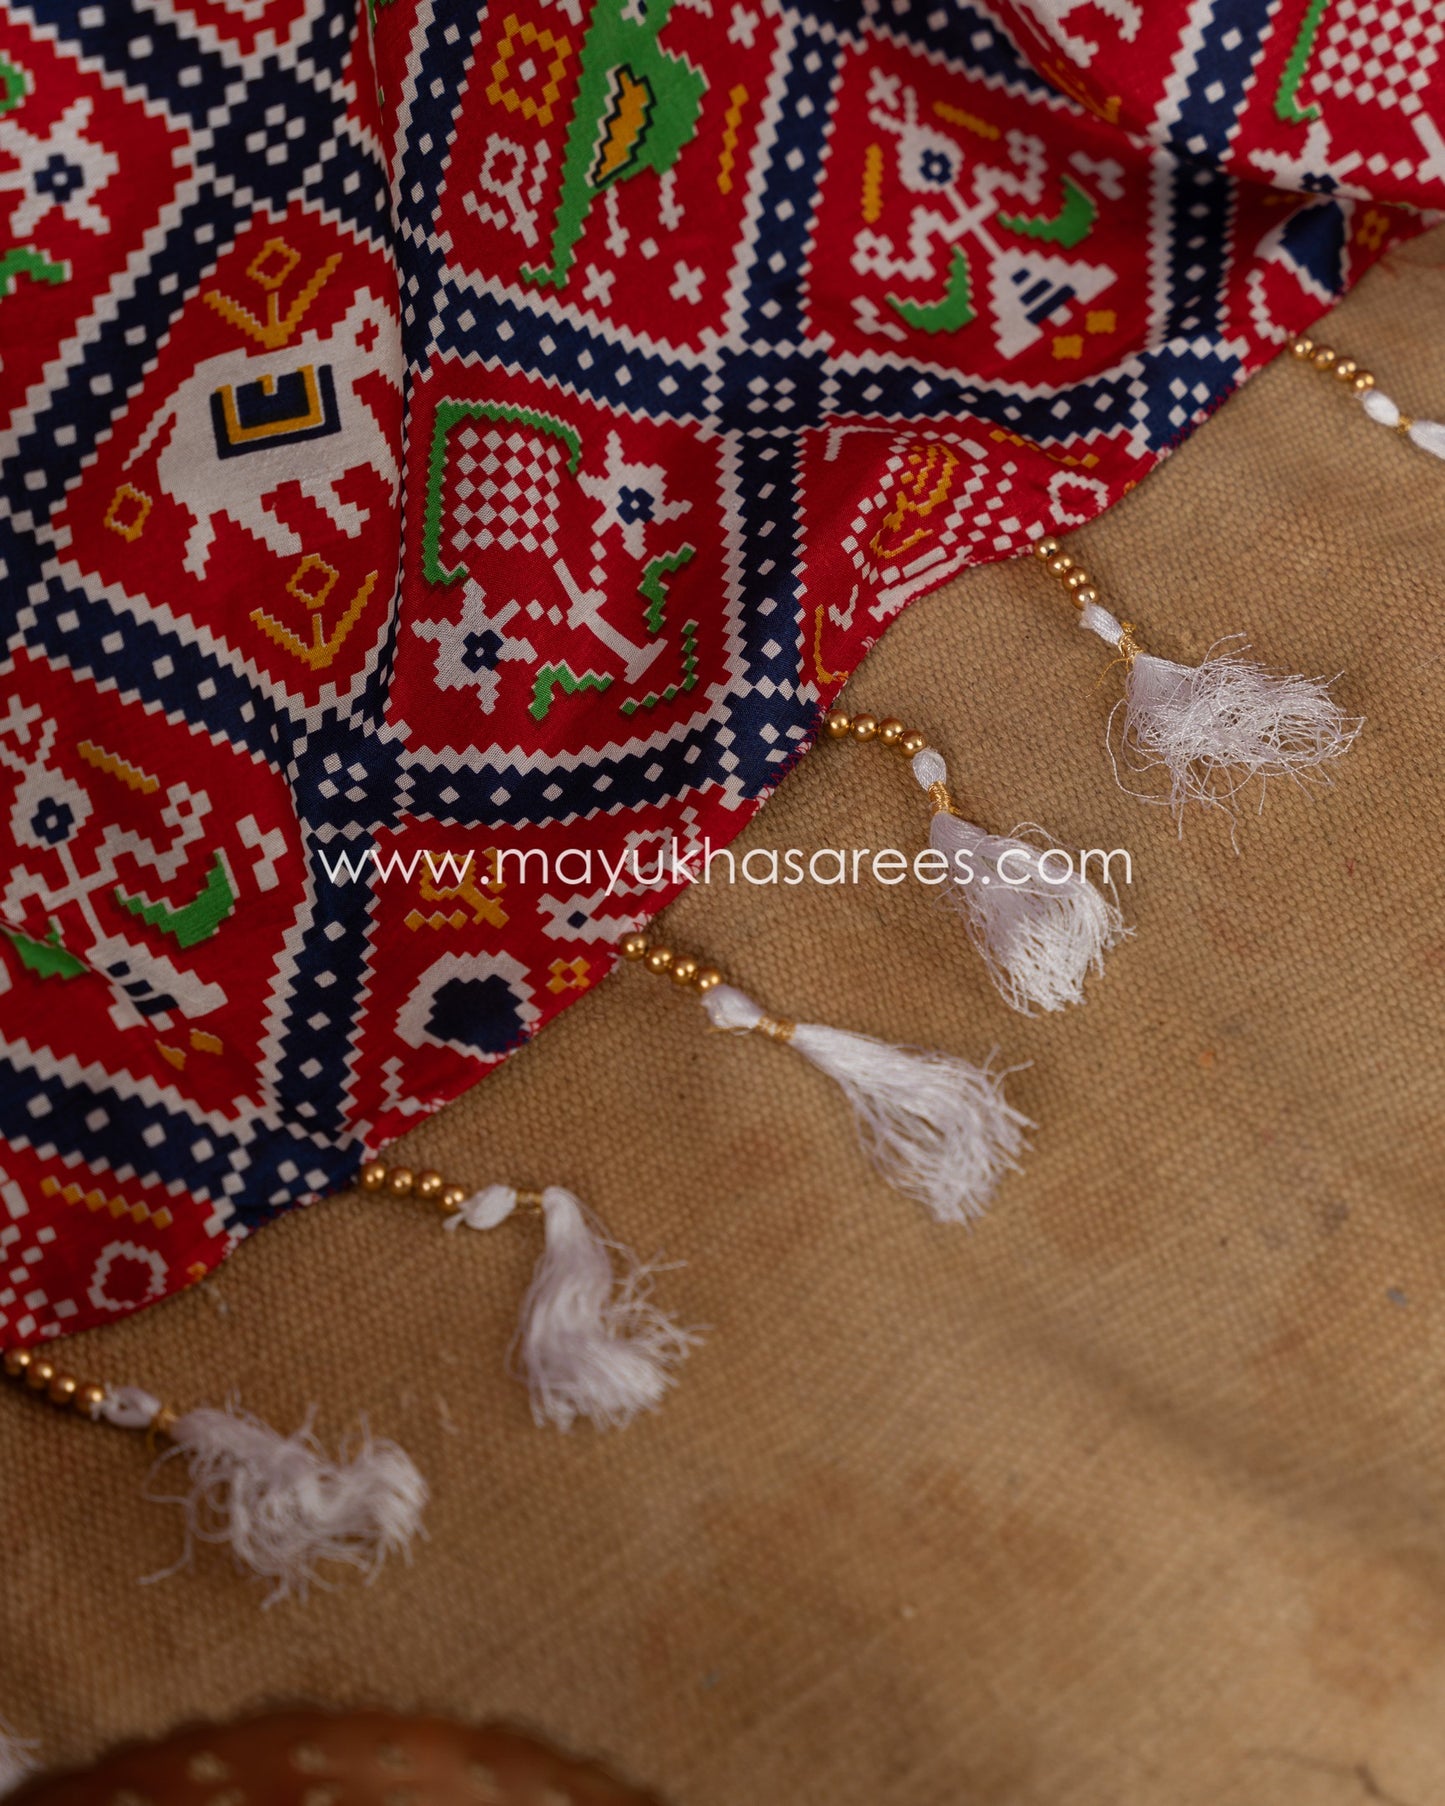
left=669, top=259, right=705, bottom=303
left=727, top=3, right=759, bottom=48
left=0, top=94, right=119, bottom=238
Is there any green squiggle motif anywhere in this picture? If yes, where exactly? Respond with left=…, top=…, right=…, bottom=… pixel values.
left=1276, top=0, right=1330, bottom=124
left=621, top=544, right=699, bottom=713
left=997, top=176, right=1098, bottom=249
left=6, top=922, right=86, bottom=980
left=531, top=663, right=613, bottom=721
left=0, top=246, right=68, bottom=297
left=522, top=0, right=707, bottom=291
left=887, top=247, right=976, bottom=335
left=638, top=543, right=696, bottom=633
left=115, top=853, right=236, bottom=950
left=424, top=400, right=582, bottom=586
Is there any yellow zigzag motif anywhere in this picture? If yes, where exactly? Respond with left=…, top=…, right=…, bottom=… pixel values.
left=989, top=425, right=1100, bottom=471
left=204, top=247, right=343, bottom=350
left=594, top=67, right=654, bottom=184
left=41, top=1174, right=174, bottom=1231
left=77, top=739, right=159, bottom=795
left=717, top=83, right=748, bottom=194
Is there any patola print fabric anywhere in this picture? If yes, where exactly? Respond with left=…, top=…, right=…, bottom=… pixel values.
left=0, top=0, right=1436, bottom=1345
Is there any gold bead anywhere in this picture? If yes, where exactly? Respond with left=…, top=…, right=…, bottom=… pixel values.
left=359, top=1160, right=388, bottom=1192
left=644, top=946, right=674, bottom=973
left=387, top=1166, right=415, bottom=1196
left=670, top=956, right=699, bottom=986
left=823, top=709, right=851, bottom=739
left=692, top=966, right=723, bottom=993
left=1063, top=569, right=1090, bottom=592
left=850, top=713, right=878, bottom=742
left=74, top=1382, right=104, bottom=1416
left=440, top=1185, right=467, bottom=1212
left=876, top=718, right=905, bottom=746
left=3, top=1348, right=32, bottom=1378
left=47, top=1373, right=78, bottom=1407
left=1312, top=346, right=1336, bottom=370
left=619, top=931, right=649, bottom=961
left=26, top=1358, right=55, bottom=1391
left=1332, top=358, right=1357, bottom=383
left=1072, top=586, right=1098, bottom=609
left=414, top=1170, right=444, bottom=1200
left=1046, top=553, right=1074, bottom=578
left=1290, top=336, right=1314, bottom=360
left=1352, top=370, right=1375, bottom=392
left=899, top=731, right=927, bottom=757
left=1032, top=536, right=1061, bottom=561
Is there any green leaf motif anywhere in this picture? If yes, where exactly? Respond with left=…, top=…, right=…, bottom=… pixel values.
left=887, top=248, right=976, bottom=335
left=997, top=176, right=1098, bottom=249
left=114, top=852, right=237, bottom=950
left=6, top=921, right=86, bottom=981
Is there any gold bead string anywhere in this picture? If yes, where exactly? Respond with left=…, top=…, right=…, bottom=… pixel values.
left=1030, top=535, right=1141, bottom=667
left=618, top=931, right=724, bottom=995
left=619, top=935, right=800, bottom=1043
left=820, top=709, right=928, bottom=757
left=357, top=1160, right=469, bottom=1211
left=4, top=1344, right=107, bottom=1415
left=1, top=1345, right=178, bottom=1438
left=820, top=708, right=974, bottom=819
left=5, top=1166, right=552, bottom=1433
left=355, top=1162, right=543, bottom=1214
left=1030, top=535, right=1102, bottom=614
left=1288, top=334, right=1378, bottom=399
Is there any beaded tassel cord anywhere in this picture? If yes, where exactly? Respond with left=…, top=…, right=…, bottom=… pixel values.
left=817, top=706, right=1128, bottom=1013
left=1032, top=536, right=1360, bottom=827
left=355, top=1163, right=697, bottom=1431
left=0, top=1347, right=425, bottom=1604
left=1290, top=334, right=1445, bottom=461
left=619, top=933, right=1030, bottom=1224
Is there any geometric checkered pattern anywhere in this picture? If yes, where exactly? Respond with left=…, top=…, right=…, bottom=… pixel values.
left=1315, top=0, right=1444, bottom=115
left=451, top=427, right=565, bottom=559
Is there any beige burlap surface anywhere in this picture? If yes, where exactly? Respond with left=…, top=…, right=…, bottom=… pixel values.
left=3, top=229, right=1444, bottom=1806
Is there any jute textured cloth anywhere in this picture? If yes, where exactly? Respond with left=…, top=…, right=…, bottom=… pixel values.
left=3, top=231, right=1444, bottom=1806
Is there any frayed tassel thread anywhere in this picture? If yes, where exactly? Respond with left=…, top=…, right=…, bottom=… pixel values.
left=0, top=1721, right=38, bottom=1800
left=146, top=1403, right=427, bottom=1605
left=701, top=984, right=1030, bottom=1223
left=1080, top=603, right=1359, bottom=822
left=911, top=748, right=1128, bottom=1014
left=513, top=1187, right=698, bottom=1432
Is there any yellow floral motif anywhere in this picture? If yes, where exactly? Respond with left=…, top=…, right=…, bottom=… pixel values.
left=547, top=956, right=592, bottom=994
left=486, top=14, right=572, bottom=128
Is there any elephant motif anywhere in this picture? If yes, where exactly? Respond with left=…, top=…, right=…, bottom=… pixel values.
left=121, top=287, right=401, bottom=579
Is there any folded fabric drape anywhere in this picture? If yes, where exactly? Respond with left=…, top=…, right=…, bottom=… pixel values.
left=0, top=0, right=1434, bottom=1342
